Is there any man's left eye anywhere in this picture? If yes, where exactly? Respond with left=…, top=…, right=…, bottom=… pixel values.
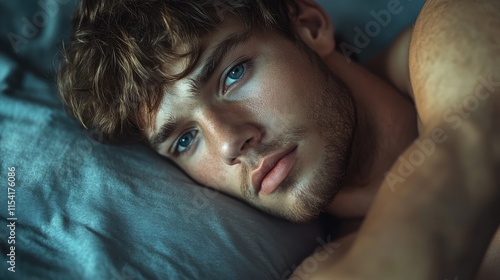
left=224, top=62, right=246, bottom=89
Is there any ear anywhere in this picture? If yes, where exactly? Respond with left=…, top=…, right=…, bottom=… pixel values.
left=293, top=0, right=335, bottom=58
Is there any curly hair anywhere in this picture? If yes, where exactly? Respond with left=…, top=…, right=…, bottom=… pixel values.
left=58, top=0, right=299, bottom=144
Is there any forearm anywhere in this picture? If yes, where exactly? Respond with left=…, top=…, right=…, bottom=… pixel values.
left=304, top=1, right=500, bottom=278
left=330, top=1, right=500, bottom=278
left=341, top=120, right=500, bottom=279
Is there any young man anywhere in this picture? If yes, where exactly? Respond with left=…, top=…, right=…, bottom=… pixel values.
left=58, top=0, right=499, bottom=278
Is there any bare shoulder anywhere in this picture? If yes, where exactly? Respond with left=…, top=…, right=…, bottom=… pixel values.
left=409, top=0, right=500, bottom=129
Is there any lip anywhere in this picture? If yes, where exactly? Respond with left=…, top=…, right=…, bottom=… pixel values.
left=251, top=145, right=298, bottom=195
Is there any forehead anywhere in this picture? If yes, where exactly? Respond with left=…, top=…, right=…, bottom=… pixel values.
left=169, top=16, right=249, bottom=73
left=146, top=17, right=251, bottom=138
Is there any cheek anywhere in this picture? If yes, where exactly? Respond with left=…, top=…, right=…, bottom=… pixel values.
left=182, top=152, right=238, bottom=195
left=243, top=59, right=317, bottom=124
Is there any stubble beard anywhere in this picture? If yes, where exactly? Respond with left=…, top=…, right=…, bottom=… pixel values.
left=286, top=68, right=355, bottom=223
left=241, top=64, right=356, bottom=223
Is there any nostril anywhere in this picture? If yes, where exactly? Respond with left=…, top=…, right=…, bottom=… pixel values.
left=242, top=137, right=254, bottom=151
left=228, top=157, right=240, bottom=165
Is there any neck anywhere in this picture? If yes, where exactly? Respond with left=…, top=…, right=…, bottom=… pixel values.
left=325, top=51, right=418, bottom=218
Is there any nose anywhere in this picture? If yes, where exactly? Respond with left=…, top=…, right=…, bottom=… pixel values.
left=201, top=108, right=261, bottom=165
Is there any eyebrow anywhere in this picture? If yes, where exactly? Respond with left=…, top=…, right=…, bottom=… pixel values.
left=150, top=30, right=252, bottom=151
left=190, top=30, right=252, bottom=94
left=150, top=115, right=181, bottom=151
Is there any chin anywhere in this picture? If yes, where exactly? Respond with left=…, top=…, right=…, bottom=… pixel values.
left=269, top=201, right=325, bottom=224
left=258, top=179, right=336, bottom=224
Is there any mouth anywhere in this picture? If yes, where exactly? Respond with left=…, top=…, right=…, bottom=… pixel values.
left=251, top=145, right=298, bottom=195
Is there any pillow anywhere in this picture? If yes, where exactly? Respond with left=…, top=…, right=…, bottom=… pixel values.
left=319, top=0, right=425, bottom=63
left=0, top=0, right=424, bottom=279
left=0, top=1, right=325, bottom=279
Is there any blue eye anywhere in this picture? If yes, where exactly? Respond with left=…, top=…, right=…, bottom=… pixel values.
left=224, top=62, right=246, bottom=89
left=175, top=130, right=196, bottom=154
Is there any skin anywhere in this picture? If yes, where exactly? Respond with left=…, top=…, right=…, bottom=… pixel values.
left=294, top=0, right=500, bottom=279
left=146, top=0, right=499, bottom=278
left=150, top=19, right=356, bottom=223
left=148, top=2, right=417, bottom=222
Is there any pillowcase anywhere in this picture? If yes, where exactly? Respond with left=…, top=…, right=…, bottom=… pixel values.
left=0, top=1, right=325, bottom=279
left=0, top=1, right=424, bottom=278
left=319, top=0, right=425, bottom=63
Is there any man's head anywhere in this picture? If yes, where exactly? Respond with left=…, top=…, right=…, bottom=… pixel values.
left=59, top=0, right=356, bottom=223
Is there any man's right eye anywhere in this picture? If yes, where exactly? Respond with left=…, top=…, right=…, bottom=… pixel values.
left=224, top=62, right=246, bottom=88
left=175, top=130, right=197, bottom=154
left=222, top=60, right=250, bottom=94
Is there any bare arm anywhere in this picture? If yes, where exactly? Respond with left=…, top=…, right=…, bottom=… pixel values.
left=409, top=0, right=500, bottom=126
left=294, top=0, right=500, bottom=279
left=347, top=0, right=500, bottom=278
left=297, top=124, right=499, bottom=280
left=341, top=123, right=499, bottom=279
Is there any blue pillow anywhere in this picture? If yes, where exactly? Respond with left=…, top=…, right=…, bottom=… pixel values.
left=0, top=0, right=424, bottom=279
left=0, top=1, right=325, bottom=279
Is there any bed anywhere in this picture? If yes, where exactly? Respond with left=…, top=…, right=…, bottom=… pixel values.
left=0, top=0, right=424, bottom=279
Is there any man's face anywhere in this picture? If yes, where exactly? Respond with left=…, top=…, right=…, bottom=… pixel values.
left=148, top=18, right=356, bottom=223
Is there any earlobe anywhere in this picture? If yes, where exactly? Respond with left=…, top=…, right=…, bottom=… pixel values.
left=294, top=0, right=335, bottom=58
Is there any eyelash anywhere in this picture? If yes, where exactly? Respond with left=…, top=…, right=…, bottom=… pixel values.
left=173, top=129, right=198, bottom=156
left=221, top=58, right=252, bottom=94
left=173, top=58, right=253, bottom=157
